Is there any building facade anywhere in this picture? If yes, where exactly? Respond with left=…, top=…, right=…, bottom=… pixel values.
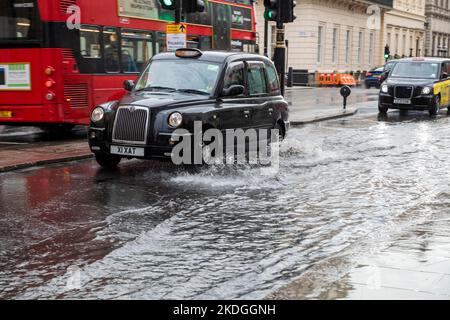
left=425, top=0, right=450, bottom=57
left=384, top=0, right=426, bottom=59
left=254, top=0, right=394, bottom=74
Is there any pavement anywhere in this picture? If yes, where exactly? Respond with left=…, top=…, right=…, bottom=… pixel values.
left=0, top=140, right=92, bottom=173
left=270, top=207, right=450, bottom=300
left=0, top=86, right=376, bottom=173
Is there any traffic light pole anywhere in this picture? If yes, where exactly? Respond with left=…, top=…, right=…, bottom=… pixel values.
left=175, top=0, right=181, bottom=23
left=273, top=22, right=286, bottom=96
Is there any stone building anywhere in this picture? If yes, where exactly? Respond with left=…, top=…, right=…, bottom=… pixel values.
left=425, top=0, right=450, bottom=57
left=384, top=0, right=426, bottom=59
left=254, top=0, right=394, bottom=74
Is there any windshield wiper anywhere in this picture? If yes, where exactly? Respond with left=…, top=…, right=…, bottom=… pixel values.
left=136, top=86, right=177, bottom=92
left=177, top=89, right=210, bottom=96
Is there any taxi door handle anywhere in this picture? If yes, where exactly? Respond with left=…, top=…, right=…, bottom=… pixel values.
left=243, top=110, right=251, bottom=118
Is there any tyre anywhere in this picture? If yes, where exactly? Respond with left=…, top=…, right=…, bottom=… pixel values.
left=365, top=83, right=371, bottom=89
left=429, top=96, right=440, bottom=116
left=42, top=124, right=74, bottom=137
left=95, top=153, right=122, bottom=169
left=273, top=123, right=285, bottom=142
left=378, top=103, right=388, bottom=114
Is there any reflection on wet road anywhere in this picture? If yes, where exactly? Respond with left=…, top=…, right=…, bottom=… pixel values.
left=1, top=110, right=450, bottom=299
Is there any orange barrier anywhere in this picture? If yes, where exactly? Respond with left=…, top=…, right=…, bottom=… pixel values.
left=337, top=74, right=357, bottom=86
left=317, top=73, right=357, bottom=86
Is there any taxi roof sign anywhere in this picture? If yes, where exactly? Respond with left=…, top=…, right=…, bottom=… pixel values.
left=175, top=48, right=203, bottom=58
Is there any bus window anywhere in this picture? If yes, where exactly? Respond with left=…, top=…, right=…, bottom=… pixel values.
left=121, top=29, right=153, bottom=73
left=103, top=27, right=120, bottom=73
left=155, top=32, right=166, bottom=54
left=79, top=26, right=101, bottom=58
left=0, top=0, right=42, bottom=42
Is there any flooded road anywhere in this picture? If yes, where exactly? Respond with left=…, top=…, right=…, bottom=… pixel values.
left=1, top=110, right=450, bottom=299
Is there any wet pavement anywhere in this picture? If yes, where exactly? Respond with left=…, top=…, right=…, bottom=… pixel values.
left=2, top=103, right=450, bottom=299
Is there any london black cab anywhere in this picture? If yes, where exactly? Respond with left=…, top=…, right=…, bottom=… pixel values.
left=378, top=58, right=450, bottom=116
left=88, top=49, right=290, bottom=168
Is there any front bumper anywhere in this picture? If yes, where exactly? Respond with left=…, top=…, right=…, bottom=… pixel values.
left=379, top=93, right=435, bottom=110
left=88, top=127, right=189, bottom=160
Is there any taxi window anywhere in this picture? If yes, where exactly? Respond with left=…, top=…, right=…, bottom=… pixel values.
left=391, top=62, right=439, bottom=79
left=223, top=62, right=244, bottom=90
left=135, top=60, right=220, bottom=95
left=266, top=63, right=280, bottom=94
left=247, top=63, right=267, bottom=95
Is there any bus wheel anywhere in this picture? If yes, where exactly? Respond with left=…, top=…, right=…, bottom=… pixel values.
left=95, top=153, right=122, bottom=169
left=42, top=125, right=74, bottom=137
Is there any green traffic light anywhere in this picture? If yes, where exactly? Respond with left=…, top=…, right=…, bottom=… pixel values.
left=162, top=0, right=173, bottom=5
left=264, top=10, right=276, bottom=21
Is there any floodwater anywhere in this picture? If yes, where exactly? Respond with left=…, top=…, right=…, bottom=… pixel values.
left=1, top=110, right=450, bottom=299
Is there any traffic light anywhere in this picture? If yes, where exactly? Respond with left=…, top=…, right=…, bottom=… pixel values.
left=384, top=45, right=390, bottom=60
left=264, top=0, right=278, bottom=22
left=280, top=0, right=297, bottom=23
left=159, top=0, right=176, bottom=10
left=182, top=0, right=205, bottom=13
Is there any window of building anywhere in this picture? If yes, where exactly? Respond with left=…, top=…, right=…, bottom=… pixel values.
left=247, top=63, right=267, bottom=95
left=357, top=31, right=363, bottom=64
left=121, top=29, right=153, bottom=73
left=317, top=25, right=324, bottom=63
left=79, top=26, right=101, bottom=58
left=345, top=29, right=351, bottom=64
left=103, top=27, right=120, bottom=73
left=332, top=27, right=338, bottom=64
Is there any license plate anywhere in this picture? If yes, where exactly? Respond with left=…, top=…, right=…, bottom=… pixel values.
left=111, top=145, right=145, bottom=157
left=0, top=111, right=12, bottom=118
left=394, top=98, right=411, bottom=105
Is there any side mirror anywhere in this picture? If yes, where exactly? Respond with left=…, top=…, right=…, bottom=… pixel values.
left=123, top=80, right=135, bottom=91
left=442, top=72, right=449, bottom=80
left=222, top=85, right=245, bottom=97
left=380, top=71, right=389, bottom=82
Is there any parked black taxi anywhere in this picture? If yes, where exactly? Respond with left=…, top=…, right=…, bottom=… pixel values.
left=379, top=57, right=450, bottom=116
left=88, top=49, right=289, bottom=168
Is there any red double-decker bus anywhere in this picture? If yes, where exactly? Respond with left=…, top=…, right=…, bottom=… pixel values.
left=0, top=0, right=256, bottom=130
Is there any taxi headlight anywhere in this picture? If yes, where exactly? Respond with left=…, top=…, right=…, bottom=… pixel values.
left=91, top=107, right=104, bottom=122
left=422, top=87, right=432, bottom=95
left=381, top=84, right=389, bottom=93
left=168, top=112, right=183, bottom=128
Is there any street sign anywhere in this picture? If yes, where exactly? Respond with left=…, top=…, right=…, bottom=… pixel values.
left=166, top=23, right=187, bottom=52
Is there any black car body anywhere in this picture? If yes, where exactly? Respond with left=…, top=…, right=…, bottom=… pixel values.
left=88, top=49, right=289, bottom=168
left=378, top=58, right=450, bottom=116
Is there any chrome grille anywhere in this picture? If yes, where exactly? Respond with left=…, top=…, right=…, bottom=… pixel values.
left=112, top=106, right=149, bottom=145
left=395, top=86, right=414, bottom=99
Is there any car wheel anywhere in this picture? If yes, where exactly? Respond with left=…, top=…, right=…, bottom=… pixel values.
left=365, top=84, right=371, bottom=89
left=274, top=123, right=285, bottom=142
left=95, top=153, right=122, bottom=169
left=429, top=96, right=440, bottom=116
left=378, top=103, right=388, bottom=114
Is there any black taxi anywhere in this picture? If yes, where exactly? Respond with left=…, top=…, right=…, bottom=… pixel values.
left=88, top=49, right=289, bottom=168
left=378, top=58, right=450, bottom=116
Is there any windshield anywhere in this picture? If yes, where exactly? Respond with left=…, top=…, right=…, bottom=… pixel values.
left=135, top=60, right=221, bottom=95
left=0, top=0, right=41, bottom=42
left=391, top=62, right=440, bottom=79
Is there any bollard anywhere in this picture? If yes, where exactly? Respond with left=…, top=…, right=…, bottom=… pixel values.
left=340, top=85, right=351, bottom=110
